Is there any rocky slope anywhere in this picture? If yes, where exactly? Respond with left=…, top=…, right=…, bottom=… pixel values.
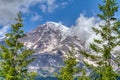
left=21, top=22, right=83, bottom=55
left=20, top=22, right=84, bottom=76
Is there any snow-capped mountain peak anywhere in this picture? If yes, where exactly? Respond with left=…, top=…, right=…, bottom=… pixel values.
left=19, top=22, right=84, bottom=76
left=43, top=21, right=69, bottom=34
left=20, top=21, right=82, bottom=54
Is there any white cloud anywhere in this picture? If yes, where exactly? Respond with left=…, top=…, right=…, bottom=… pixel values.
left=61, top=2, right=68, bottom=8
left=69, top=14, right=104, bottom=48
left=0, top=25, right=10, bottom=39
left=31, top=13, right=42, bottom=22
left=40, top=0, right=70, bottom=13
left=40, top=4, right=47, bottom=13
left=0, top=0, right=43, bottom=26
left=70, top=14, right=97, bottom=42
left=0, top=0, right=70, bottom=26
left=47, top=0, right=59, bottom=13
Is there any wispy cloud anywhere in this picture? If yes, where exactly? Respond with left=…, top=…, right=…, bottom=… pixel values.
left=69, top=14, right=104, bottom=47
left=0, top=25, right=10, bottom=39
left=70, top=14, right=97, bottom=42
left=47, top=0, right=59, bottom=13
left=61, top=2, right=68, bottom=8
left=40, top=0, right=69, bottom=13
left=40, top=0, right=58, bottom=13
left=40, top=4, right=47, bottom=13
left=31, top=13, right=42, bottom=22
left=0, top=0, right=70, bottom=26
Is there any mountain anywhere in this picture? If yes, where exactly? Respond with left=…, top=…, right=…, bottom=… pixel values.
left=21, top=22, right=83, bottom=55
left=20, top=22, right=84, bottom=76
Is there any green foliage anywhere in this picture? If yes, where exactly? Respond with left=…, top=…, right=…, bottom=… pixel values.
left=0, top=12, right=36, bottom=80
left=80, top=0, right=120, bottom=80
left=96, top=0, right=120, bottom=79
left=78, top=68, right=90, bottom=80
left=55, top=46, right=80, bottom=80
left=56, top=45, right=90, bottom=80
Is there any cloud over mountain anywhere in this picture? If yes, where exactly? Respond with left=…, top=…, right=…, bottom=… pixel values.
left=69, top=14, right=103, bottom=45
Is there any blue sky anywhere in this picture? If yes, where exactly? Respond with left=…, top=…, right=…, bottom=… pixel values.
left=22, top=0, right=102, bottom=32
left=0, top=0, right=120, bottom=37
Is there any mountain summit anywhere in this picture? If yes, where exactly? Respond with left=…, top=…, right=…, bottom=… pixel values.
left=20, top=22, right=84, bottom=76
left=21, top=22, right=83, bottom=55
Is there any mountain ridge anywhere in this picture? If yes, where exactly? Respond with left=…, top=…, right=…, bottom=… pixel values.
left=19, top=21, right=84, bottom=76
left=20, top=22, right=83, bottom=55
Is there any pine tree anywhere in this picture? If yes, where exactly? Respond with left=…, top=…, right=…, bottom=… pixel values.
left=55, top=46, right=80, bottom=80
left=78, top=68, right=90, bottom=80
left=80, top=0, right=120, bottom=79
left=0, top=12, right=36, bottom=80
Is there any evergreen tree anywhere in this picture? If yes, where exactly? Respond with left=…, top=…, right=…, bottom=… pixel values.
left=78, top=68, right=90, bottom=80
left=55, top=46, right=80, bottom=80
left=0, top=12, right=36, bottom=80
left=80, top=0, right=120, bottom=79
